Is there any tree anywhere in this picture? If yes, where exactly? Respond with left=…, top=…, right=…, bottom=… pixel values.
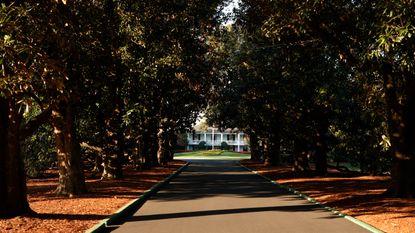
left=120, top=0, right=224, bottom=165
left=260, top=0, right=415, bottom=197
left=0, top=2, right=54, bottom=216
left=1, top=0, right=227, bottom=217
left=0, top=2, right=51, bottom=215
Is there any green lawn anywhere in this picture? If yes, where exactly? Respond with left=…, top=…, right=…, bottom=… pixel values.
left=174, top=150, right=250, bottom=160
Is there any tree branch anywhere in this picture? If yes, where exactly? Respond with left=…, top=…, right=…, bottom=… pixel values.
left=20, top=106, right=52, bottom=140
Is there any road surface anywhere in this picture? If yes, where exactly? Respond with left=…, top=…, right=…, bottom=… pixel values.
left=111, top=159, right=372, bottom=233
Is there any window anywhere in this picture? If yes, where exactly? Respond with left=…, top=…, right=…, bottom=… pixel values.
left=227, top=134, right=236, bottom=141
left=192, top=133, right=201, bottom=140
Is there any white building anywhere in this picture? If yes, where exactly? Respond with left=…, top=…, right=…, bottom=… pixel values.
left=187, top=127, right=248, bottom=152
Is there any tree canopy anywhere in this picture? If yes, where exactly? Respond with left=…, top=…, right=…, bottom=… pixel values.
left=206, top=0, right=415, bottom=197
left=0, top=0, right=224, bottom=217
left=1, top=0, right=415, bottom=219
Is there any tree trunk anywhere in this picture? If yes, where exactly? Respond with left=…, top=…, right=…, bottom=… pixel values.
left=130, top=137, right=140, bottom=170
left=98, top=0, right=125, bottom=180
left=262, top=138, right=270, bottom=165
left=269, top=134, right=281, bottom=165
left=293, top=138, right=310, bottom=172
left=92, top=154, right=103, bottom=176
left=148, top=127, right=159, bottom=166
left=264, top=134, right=281, bottom=166
left=383, top=64, right=415, bottom=198
left=92, top=102, right=105, bottom=176
left=51, top=101, right=86, bottom=196
left=314, top=109, right=329, bottom=176
left=101, top=82, right=125, bottom=179
left=0, top=97, right=30, bottom=217
left=141, top=133, right=151, bottom=167
left=249, top=132, right=261, bottom=161
left=157, top=126, right=168, bottom=165
left=101, top=113, right=124, bottom=180
left=101, top=131, right=124, bottom=180
left=167, top=132, right=176, bottom=161
left=387, top=159, right=415, bottom=198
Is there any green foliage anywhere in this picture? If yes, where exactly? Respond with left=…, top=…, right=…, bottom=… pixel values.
left=205, top=0, right=413, bottom=177
left=1, top=0, right=225, bottom=179
left=22, top=124, right=56, bottom=178
left=198, top=141, right=207, bottom=150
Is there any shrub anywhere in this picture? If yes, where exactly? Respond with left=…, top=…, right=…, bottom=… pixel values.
left=22, top=124, right=57, bottom=178
left=198, top=141, right=207, bottom=150
left=221, top=141, right=229, bottom=150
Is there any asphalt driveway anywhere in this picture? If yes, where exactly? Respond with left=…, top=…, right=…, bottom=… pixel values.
left=111, top=159, right=373, bottom=233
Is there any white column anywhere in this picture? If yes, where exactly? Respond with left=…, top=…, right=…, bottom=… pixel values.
left=237, top=133, right=240, bottom=152
left=212, top=128, right=215, bottom=150
left=220, top=133, right=223, bottom=142
left=204, top=133, right=207, bottom=142
left=187, top=133, right=191, bottom=145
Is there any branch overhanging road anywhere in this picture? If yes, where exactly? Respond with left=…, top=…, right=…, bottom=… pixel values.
left=111, top=157, right=372, bottom=233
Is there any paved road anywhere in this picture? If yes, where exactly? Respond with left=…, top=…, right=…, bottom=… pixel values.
left=112, top=159, right=372, bottom=233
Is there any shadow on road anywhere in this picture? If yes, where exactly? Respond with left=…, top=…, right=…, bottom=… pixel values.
left=125, top=204, right=325, bottom=222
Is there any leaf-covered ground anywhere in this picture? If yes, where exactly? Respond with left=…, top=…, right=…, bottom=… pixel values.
left=2, top=156, right=414, bottom=233
left=241, top=160, right=415, bottom=233
left=0, top=161, right=185, bottom=233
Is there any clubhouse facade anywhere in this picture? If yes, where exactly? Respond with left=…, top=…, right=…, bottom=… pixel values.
left=186, top=127, right=248, bottom=152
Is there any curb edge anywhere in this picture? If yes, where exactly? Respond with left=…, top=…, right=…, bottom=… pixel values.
left=85, top=162, right=190, bottom=233
left=239, top=162, right=385, bottom=233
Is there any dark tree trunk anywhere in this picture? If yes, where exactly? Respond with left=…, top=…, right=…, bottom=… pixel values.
left=148, top=127, right=159, bottom=166
left=149, top=124, right=159, bottom=166
left=269, top=134, right=281, bottom=165
left=0, top=98, right=30, bottom=217
left=149, top=137, right=159, bottom=165
left=92, top=154, right=103, bottom=175
left=141, top=133, right=151, bottom=167
left=92, top=100, right=105, bottom=176
left=101, top=103, right=125, bottom=180
left=157, top=126, right=168, bottom=165
left=249, top=132, right=261, bottom=161
left=101, top=84, right=124, bottom=179
left=383, top=64, right=415, bottom=198
left=293, top=138, right=310, bottom=172
left=51, top=101, right=86, bottom=196
left=314, top=109, right=329, bottom=176
left=264, top=134, right=281, bottom=166
left=262, top=138, right=270, bottom=165
left=387, top=159, right=415, bottom=198
left=132, top=137, right=142, bottom=170
left=99, top=0, right=125, bottom=180
left=167, top=132, right=176, bottom=161
left=101, top=78, right=124, bottom=180
left=116, top=127, right=125, bottom=170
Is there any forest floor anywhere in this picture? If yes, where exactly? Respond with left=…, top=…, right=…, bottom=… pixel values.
left=2, top=158, right=414, bottom=233
left=241, top=160, right=415, bottom=233
left=0, top=161, right=185, bottom=233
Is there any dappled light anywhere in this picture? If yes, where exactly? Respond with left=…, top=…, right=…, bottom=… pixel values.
left=242, top=161, right=415, bottom=233
left=1, top=0, right=415, bottom=232
left=0, top=162, right=184, bottom=232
